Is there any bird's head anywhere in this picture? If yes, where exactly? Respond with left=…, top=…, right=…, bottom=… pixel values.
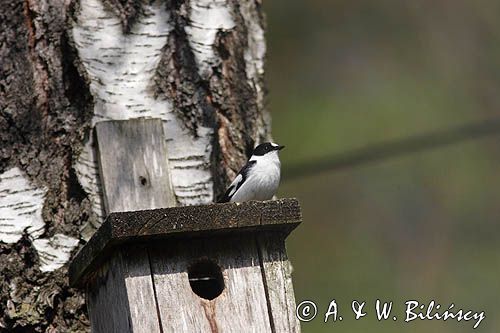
left=250, top=142, right=284, bottom=161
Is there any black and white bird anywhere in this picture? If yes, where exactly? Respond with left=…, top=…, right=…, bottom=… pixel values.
left=219, top=142, right=285, bottom=203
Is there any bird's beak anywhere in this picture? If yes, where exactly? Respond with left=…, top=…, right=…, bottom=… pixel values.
left=277, top=145, right=285, bottom=151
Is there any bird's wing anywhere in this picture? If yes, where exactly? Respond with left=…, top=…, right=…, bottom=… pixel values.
left=218, top=160, right=257, bottom=202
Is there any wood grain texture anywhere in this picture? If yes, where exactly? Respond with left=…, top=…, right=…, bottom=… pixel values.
left=87, top=118, right=174, bottom=332
left=95, top=118, right=176, bottom=214
left=86, top=246, right=161, bottom=333
left=69, top=198, right=301, bottom=287
left=149, top=236, right=273, bottom=332
left=257, top=234, right=300, bottom=333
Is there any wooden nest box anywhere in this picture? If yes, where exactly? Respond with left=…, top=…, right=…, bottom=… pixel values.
left=68, top=119, right=302, bottom=332
left=69, top=199, right=302, bottom=332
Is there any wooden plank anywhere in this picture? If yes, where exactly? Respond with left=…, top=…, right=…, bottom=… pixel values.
left=95, top=118, right=176, bottom=214
left=86, top=246, right=161, bottom=333
left=69, top=198, right=302, bottom=287
left=86, top=119, right=172, bottom=332
left=149, top=236, right=273, bottom=332
left=109, top=198, right=301, bottom=238
left=257, top=233, right=300, bottom=333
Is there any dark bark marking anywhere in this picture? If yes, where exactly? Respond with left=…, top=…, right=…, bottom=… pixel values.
left=153, top=0, right=268, bottom=201
left=210, top=1, right=265, bottom=199
left=0, top=237, right=89, bottom=332
left=154, top=0, right=215, bottom=133
left=102, top=0, right=144, bottom=33
left=1, top=0, right=94, bottom=331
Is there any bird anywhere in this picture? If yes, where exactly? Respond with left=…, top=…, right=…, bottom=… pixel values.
left=218, top=142, right=285, bottom=203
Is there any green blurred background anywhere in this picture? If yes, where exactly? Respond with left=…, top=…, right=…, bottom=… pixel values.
left=265, top=1, right=500, bottom=332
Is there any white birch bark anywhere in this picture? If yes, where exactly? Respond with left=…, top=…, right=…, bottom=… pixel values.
left=0, top=167, right=46, bottom=243
left=72, top=0, right=222, bottom=235
left=0, top=167, right=79, bottom=271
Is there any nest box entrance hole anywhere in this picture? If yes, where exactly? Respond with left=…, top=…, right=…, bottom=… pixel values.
left=188, top=259, right=224, bottom=300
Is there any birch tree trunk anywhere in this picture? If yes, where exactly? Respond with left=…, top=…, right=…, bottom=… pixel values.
left=0, top=0, right=270, bottom=331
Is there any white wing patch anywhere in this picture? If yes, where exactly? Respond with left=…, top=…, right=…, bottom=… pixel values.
left=228, top=174, right=243, bottom=197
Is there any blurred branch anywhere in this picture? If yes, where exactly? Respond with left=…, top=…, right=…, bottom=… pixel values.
left=283, top=118, right=500, bottom=181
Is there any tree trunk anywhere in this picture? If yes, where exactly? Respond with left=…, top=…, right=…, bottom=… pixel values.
left=0, top=0, right=269, bottom=331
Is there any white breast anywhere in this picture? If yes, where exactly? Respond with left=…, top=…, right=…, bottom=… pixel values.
left=230, top=151, right=281, bottom=202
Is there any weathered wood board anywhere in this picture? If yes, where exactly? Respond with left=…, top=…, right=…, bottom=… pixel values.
left=86, top=118, right=175, bottom=333
left=95, top=118, right=176, bottom=214
left=258, top=234, right=300, bottom=332
left=86, top=246, right=161, bottom=333
left=149, top=236, right=273, bottom=332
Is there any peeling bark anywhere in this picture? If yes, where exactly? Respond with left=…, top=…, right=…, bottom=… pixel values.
left=0, top=0, right=269, bottom=330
